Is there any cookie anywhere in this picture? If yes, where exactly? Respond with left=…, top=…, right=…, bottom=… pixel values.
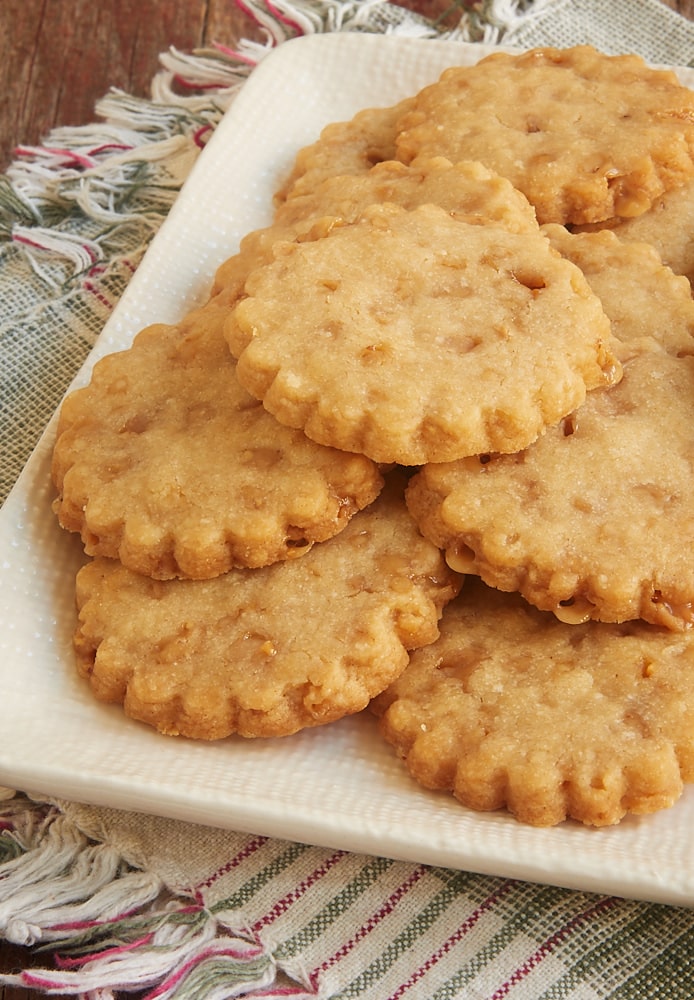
left=228, top=202, right=620, bottom=465
left=542, top=224, right=694, bottom=360
left=372, top=577, right=694, bottom=827
left=395, top=45, right=694, bottom=225
left=73, top=475, right=462, bottom=740
left=275, top=96, right=415, bottom=204
left=573, top=176, right=694, bottom=285
left=274, top=156, right=539, bottom=234
left=211, top=217, right=333, bottom=299
left=213, top=156, right=539, bottom=302
left=52, top=289, right=383, bottom=580
left=407, top=345, right=694, bottom=630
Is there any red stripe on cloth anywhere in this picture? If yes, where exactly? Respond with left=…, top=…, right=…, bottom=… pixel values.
left=48, top=902, right=185, bottom=932
left=193, top=125, right=214, bottom=148
left=234, top=0, right=277, bottom=34
left=87, top=143, right=133, bottom=156
left=53, top=932, right=156, bottom=968
left=264, top=0, right=305, bottom=34
left=388, top=879, right=516, bottom=1000
left=309, top=865, right=429, bottom=989
left=212, top=40, right=258, bottom=66
left=253, top=850, right=348, bottom=930
left=13, top=146, right=96, bottom=168
left=234, top=0, right=304, bottom=39
left=194, top=834, right=269, bottom=897
left=83, top=280, right=115, bottom=308
left=489, top=895, right=618, bottom=999
left=141, top=941, right=267, bottom=1000
left=12, top=233, right=54, bottom=252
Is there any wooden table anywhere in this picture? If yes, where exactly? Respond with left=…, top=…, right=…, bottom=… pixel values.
left=0, top=1, right=692, bottom=996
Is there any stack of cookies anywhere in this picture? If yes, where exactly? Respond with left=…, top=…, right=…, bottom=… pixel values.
left=52, top=45, right=694, bottom=827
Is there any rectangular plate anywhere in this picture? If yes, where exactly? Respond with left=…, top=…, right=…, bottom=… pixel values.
left=2, top=33, right=694, bottom=908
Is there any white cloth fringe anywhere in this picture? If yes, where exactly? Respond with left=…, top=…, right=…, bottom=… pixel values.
left=0, top=799, right=293, bottom=999
left=0, top=810, right=161, bottom=947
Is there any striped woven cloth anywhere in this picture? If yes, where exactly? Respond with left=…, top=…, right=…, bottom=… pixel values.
left=3, top=796, right=694, bottom=998
left=2, top=1, right=694, bottom=997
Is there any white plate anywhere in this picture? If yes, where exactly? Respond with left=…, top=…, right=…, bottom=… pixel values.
left=2, top=33, right=694, bottom=908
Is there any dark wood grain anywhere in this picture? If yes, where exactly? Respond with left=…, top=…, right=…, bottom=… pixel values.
left=1, top=0, right=693, bottom=996
left=0, top=0, right=259, bottom=170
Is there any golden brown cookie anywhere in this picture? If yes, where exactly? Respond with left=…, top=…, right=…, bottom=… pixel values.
left=372, top=577, right=694, bottom=827
left=275, top=96, right=414, bottom=204
left=274, top=156, right=539, bottom=234
left=73, top=475, right=462, bottom=740
left=228, top=202, right=620, bottom=465
left=52, top=290, right=383, bottom=580
left=213, top=156, right=539, bottom=300
left=573, top=176, right=694, bottom=285
left=395, top=46, right=694, bottom=225
left=542, top=224, right=694, bottom=360
left=211, top=217, right=329, bottom=299
left=407, top=347, right=694, bottom=630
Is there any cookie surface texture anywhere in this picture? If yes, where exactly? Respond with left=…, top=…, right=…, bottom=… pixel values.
left=396, top=46, right=694, bottom=225
left=215, top=157, right=539, bottom=307
left=275, top=96, right=414, bottom=204
left=407, top=346, right=694, bottom=629
left=542, top=224, right=694, bottom=359
left=573, top=176, right=694, bottom=286
left=73, top=475, right=462, bottom=740
left=230, top=203, right=619, bottom=465
left=372, top=578, right=694, bottom=827
left=52, top=290, right=383, bottom=580
left=274, top=156, right=539, bottom=234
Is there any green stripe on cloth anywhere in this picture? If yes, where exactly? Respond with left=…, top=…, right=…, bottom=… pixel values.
left=329, top=872, right=513, bottom=998
left=210, top=839, right=314, bottom=912
left=275, top=855, right=397, bottom=961
left=611, top=925, right=694, bottom=999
